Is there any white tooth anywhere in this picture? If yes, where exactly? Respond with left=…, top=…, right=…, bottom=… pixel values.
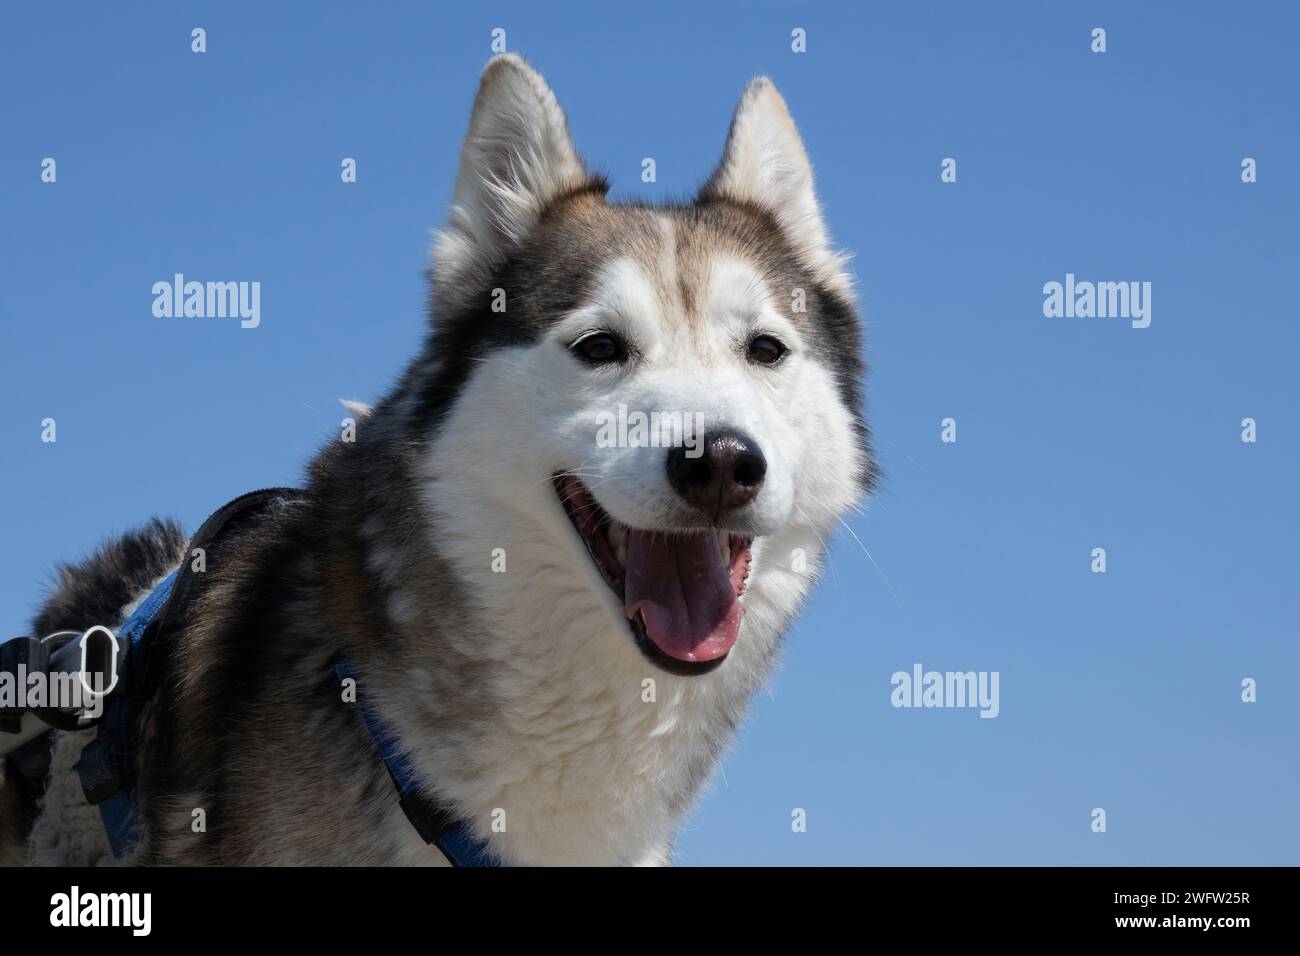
left=608, top=522, right=627, bottom=548
left=615, top=540, right=627, bottom=566
left=717, top=529, right=730, bottom=565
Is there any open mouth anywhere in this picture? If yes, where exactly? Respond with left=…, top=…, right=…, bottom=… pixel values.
left=554, top=474, right=752, bottom=675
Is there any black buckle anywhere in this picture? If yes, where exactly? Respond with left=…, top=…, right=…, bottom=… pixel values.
left=1, top=637, right=50, bottom=729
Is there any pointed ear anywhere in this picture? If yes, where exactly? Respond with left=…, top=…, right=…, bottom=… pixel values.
left=432, top=54, right=595, bottom=310
left=700, top=78, right=850, bottom=294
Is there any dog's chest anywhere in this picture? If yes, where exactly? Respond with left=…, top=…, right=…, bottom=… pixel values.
left=453, top=677, right=719, bottom=865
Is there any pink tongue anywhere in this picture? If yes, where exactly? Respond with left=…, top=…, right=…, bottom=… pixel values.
left=624, top=531, right=743, bottom=662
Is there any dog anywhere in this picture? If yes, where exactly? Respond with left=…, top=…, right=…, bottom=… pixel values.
left=1, top=54, right=872, bottom=866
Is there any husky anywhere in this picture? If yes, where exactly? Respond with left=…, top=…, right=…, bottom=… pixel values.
left=1, top=54, right=872, bottom=866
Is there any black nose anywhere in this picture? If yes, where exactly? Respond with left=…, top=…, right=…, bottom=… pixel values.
left=666, top=430, right=767, bottom=514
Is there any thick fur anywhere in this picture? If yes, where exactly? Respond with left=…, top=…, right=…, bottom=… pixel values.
left=31, top=519, right=187, bottom=640
left=1, top=521, right=186, bottom=865
left=2, top=55, right=872, bottom=866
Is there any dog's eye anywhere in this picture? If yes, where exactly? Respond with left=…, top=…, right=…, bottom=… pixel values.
left=570, top=331, right=628, bottom=365
left=747, top=334, right=788, bottom=366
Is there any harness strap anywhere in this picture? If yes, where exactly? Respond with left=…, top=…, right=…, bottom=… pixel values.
left=72, top=569, right=178, bottom=858
left=73, top=487, right=304, bottom=860
left=334, top=657, right=499, bottom=867
left=0, top=638, right=48, bottom=734
left=56, top=486, right=495, bottom=865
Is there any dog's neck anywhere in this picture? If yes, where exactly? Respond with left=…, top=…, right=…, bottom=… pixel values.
left=315, top=440, right=782, bottom=865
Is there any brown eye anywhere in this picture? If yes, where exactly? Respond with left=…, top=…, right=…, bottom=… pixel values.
left=571, top=331, right=627, bottom=365
left=747, top=334, right=788, bottom=366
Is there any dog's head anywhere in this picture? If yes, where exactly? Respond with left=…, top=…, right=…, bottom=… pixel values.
left=414, top=55, right=871, bottom=678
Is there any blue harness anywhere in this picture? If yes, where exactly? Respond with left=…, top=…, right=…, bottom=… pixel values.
left=72, top=569, right=179, bottom=858
left=62, top=489, right=499, bottom=866
left=334, top=658, right=498, bottom=867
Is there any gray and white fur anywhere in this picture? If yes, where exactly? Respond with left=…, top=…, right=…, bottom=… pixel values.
left=1, top=55, right=873, bottom=866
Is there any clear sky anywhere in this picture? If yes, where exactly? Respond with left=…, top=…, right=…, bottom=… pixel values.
left=2, top=1, right=1296, bottom=865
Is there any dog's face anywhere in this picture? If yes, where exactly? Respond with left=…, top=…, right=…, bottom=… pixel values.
left=416, top=56, right=870, bottom=679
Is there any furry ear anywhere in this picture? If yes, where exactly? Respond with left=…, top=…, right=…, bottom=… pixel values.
left=432, top=54, right=594, bottom=313
left=700, top=78, right=850, bottom=294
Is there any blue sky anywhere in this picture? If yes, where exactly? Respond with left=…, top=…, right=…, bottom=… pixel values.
left=2, top=1, right=1297, bottom=864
